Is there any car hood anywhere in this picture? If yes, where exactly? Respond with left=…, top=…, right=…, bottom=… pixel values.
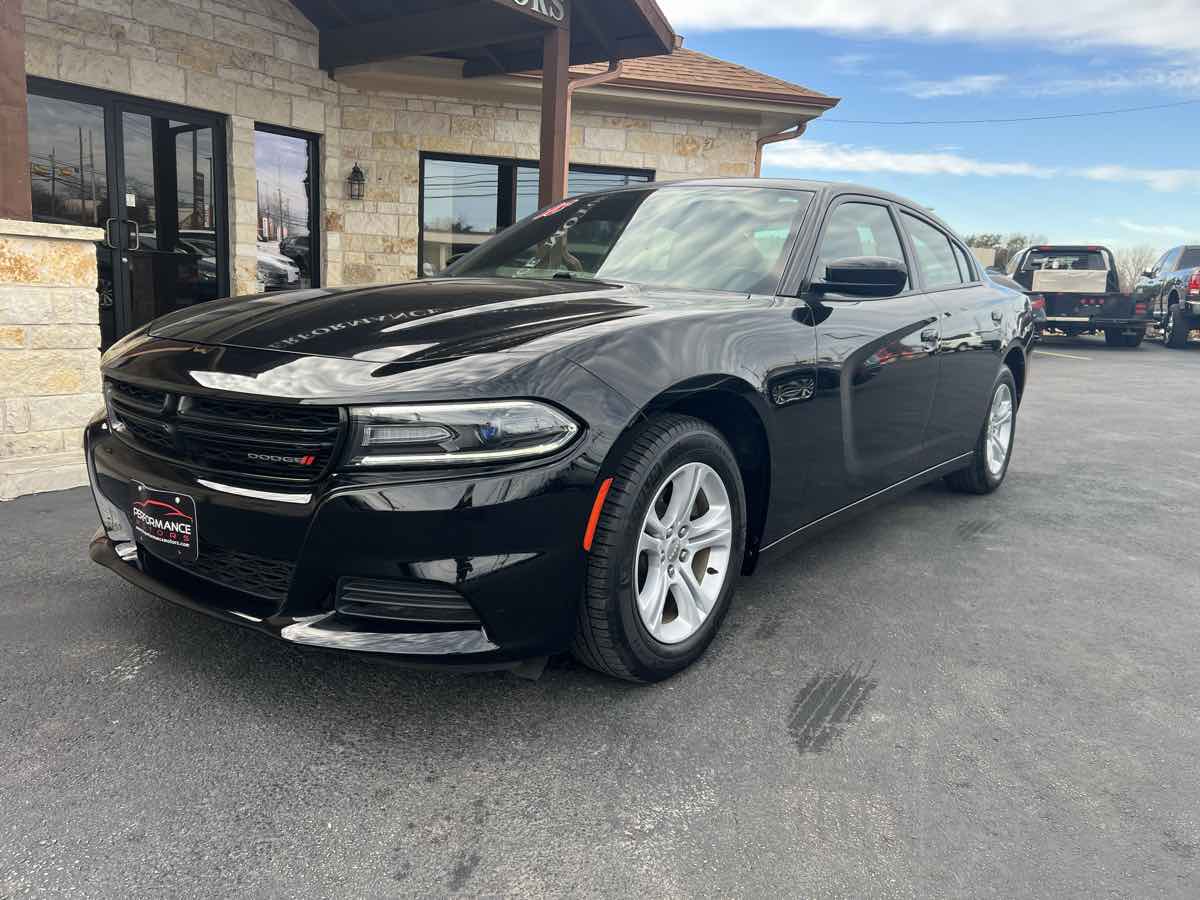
left=147, top=277, right=751, bottom=364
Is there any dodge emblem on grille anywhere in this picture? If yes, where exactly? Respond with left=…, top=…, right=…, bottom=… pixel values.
left=248, top=453, right=316, bottom=466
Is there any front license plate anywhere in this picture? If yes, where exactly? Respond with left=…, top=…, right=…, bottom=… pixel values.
left=131, top=485, right=198, bottom=563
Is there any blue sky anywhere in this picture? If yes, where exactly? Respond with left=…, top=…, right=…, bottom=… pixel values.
left=657, top=1, right=1200, bottom=250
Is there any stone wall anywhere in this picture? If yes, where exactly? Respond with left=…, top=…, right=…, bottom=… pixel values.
left=0, top=219, right=103, bottom=499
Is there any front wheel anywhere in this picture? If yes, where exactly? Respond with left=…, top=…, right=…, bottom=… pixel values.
left=572, top=414, right=747, bottom=683
left=945, top=367, right=1017, bottom=495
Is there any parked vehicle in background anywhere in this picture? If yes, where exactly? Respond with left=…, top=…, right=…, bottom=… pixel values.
left=1133, top=245, right=1200, bottom=349
left=1008, top=244, right=1152, bottom=347
left=255, top=241, right=301, bottom=290
left=85, top=179, right=1035, bottom=682
left=280, top=234, right=311, bottom=276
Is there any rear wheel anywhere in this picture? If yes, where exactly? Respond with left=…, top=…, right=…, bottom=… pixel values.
left=572, top=414, right=746, bottom=683
left=1164, top=304, right=1191, bottom=348
left=945, top=367, right=1017, bottom=495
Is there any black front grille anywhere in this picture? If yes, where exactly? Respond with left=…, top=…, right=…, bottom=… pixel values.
left=143, top=540, right=296, bottom=603
left=105, top=378, right=344, bottom=483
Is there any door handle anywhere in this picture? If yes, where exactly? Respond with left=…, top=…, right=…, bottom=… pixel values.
left=103, top=217, right=118, bottom=249
left=125, top=220, right=141, bottom=251
left=991, top=310, right=1003, bottom=323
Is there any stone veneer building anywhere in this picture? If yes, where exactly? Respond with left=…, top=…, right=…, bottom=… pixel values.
left=0, top=0, right=836, bottom=498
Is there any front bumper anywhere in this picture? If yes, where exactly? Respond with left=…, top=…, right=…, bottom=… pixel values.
left=85, top=412, right=602, bottom=667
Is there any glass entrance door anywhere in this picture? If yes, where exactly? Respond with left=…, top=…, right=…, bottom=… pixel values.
left=26, top=79, right=229, bottom=350
left=119, top=111, right=223, bottom=329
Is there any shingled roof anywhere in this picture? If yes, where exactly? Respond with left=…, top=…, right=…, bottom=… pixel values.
left=571, top=47, right=839, bottom=110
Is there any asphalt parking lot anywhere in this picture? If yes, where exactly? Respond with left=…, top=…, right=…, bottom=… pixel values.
left=2, top=336, right=1199, bottom=899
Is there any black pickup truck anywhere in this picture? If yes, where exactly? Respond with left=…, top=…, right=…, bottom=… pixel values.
left=1008, top=245, right=1152, bottom=347
left=1132, top=244, right=1200, bottom=349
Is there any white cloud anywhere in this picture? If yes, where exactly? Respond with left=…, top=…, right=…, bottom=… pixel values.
left=1080, top=165, right=1200, bottom=192
left=830, top=53, right=873, bottom=73
left=765, top=141, right=1049, bottom=179
left=659, top=1, right=1200, bottom=52
left=896, top=74, right=1009, bottom=98
left=764, top=140, right=1200, bottom=193
left=1117, top=220, right=1193, bottom=238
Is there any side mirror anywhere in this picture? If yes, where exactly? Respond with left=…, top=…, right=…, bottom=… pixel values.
left=812, top=256, right=908, bottom=298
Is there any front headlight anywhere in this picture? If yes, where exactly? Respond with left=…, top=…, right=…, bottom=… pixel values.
left=344, top=401, right=580, bottom=467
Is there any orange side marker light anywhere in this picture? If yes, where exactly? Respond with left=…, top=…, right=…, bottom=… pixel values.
left=582, top=477, right=614, bottom=552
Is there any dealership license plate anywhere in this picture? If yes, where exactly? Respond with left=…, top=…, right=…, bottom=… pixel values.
left=131, top=485, right=198, bottom=563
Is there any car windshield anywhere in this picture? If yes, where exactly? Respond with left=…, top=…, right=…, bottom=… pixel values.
left=1022, top=250, right=1108, bottom=271
left=448, top=186, right=813, bottom=294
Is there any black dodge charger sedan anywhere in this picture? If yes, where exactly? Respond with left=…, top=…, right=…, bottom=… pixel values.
left=87, top=180, right=1034, bottom=682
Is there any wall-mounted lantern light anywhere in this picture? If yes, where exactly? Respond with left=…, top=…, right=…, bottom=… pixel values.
left=347, top=162, right=366, bottom=200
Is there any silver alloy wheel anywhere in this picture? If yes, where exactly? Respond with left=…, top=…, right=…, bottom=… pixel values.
left=985, top=382, right=1014, bottom=478
left=634, top=462, right=733, bottom=645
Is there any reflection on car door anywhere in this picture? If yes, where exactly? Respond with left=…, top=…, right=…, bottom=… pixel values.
left=899, top=210, right=1001, bottom=460
left=803, top=197, right=942, bottom=518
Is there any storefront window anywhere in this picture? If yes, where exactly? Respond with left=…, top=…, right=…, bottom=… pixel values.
left=421, top=158, right=503, bottom=275
left=254, top=126, right=319, bottom=290
left=420, top=154, right=653, bottom=276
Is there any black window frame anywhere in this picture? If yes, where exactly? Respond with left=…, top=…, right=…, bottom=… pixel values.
left=253, top=122, right=321, bottom=289
left=417, top=151, right=655, bottom=278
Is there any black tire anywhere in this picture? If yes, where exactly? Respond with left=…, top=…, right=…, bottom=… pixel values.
left=1104, top=328, right=1144, bottom=348
left=1164, top=304, right=1191, bottom=349
left=572, top=414, right=747, bottom=683
left=945, top=367, right=1018, bottom=495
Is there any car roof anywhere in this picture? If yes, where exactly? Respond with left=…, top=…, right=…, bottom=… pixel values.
left=619, top=177, right=959, bottom=236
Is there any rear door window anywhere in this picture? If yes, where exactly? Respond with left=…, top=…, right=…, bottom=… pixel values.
left=901, top=213, right=963, bottom=289
left=952, top=243, right=977, bottom=282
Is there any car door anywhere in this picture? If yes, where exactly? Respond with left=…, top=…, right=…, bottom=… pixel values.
left=899, top=210, right=1001, bottom=459
left=798, top=196, right=942, bottom=517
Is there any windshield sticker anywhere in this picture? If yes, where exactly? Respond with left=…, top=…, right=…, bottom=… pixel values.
left=534, top=199, right=576, bottom=220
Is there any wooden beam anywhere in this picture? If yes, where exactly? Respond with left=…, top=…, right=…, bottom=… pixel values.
left=319, top=1, right=542, bottom=70
left=0, top=0, right=31, bottom=220
left=538, top=26, right=570, bottom=208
